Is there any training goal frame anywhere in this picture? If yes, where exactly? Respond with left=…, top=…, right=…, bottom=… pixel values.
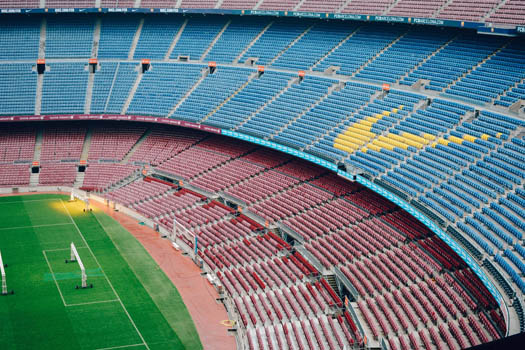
left=70, top=189, right=92, bottom=212
left=0, top=250, right=13, bottom=295
left=66, top=243, right=92, bottom=289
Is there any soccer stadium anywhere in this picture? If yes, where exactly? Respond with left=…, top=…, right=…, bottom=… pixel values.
left=0, top=1, right=524, bottom=349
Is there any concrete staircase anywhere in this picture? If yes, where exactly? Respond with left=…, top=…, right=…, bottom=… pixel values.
left=165, top=19, right=189, bottom=61
left=200, top=19, right=232, bottom=61
left=293, top=0, right=308, bottom=11
left=311, top=27, right=361, bottom=71
left=84, top=67, right=96, bottom=114
left=199, top=72, right=258, bottom=124
left=336, top=0, right=353, bottom=13
left=253, top=0, right=265, bottom=10
left=39, top=17, right=46, bottom=59
left=399, top=34, right=458, bottom=84
left=484, top=0, right=509, bottom=21
left=73, top=172, right=85, bottom=189
left=234, top=21, right=274, bottom=64
left=382, top=0, right=402, bottom=15
left=352, top=31, right=408, bottom=78
left=121, top=66, right=144, bottom=115
left=168, top=68, right=209, bottom=117
left=268, top=24, right=315, bottom=66
left=34, top=72, right=44, bottom=115
left=234, top=76, right=297, bottom=131
left=304, top=89, right=382, bottom=151
left=30, top=172, right=40, bottom=187
left=33, top=128, right=43, bottom=163
left=128, top=18, right=144, bottom=60
left=444, top=41, right=510, bottom=93
left=121, top=129, right=152, bottom=164
left=270, top=81, right=339, bottom=139
left=92, top=18, right=102, bottom=58
left=434, top=0, right=454, bottom=17
left=80, top=128, right=93, bottom=163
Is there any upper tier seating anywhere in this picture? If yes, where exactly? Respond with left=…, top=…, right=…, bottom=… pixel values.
left=0, top=1, right=523, bottom=26
left=0, top=64, right=37, bottom=115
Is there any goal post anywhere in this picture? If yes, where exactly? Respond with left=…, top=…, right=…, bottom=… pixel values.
left=173, top=218, right=198, bottom=259
left=0, top=251, right=13, bottom=295
left=67, top=243, right=92, bottom=289
left=70, top=189, right=91, bottom=212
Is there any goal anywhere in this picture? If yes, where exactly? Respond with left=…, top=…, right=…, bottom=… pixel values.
left=66, top=243, right=93, bottom=289
left=0, top=250, right=13, bottom=295
left=70, top=189, right=91, bottom=212
left=173, top=218, right=199, bottom=259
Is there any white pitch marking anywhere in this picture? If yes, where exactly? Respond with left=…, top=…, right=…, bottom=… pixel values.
left=42, top=250, right=67, bottom=307
left=60, top=200, right=149, bottom=350
left=0, top=223, right=73, bottom=231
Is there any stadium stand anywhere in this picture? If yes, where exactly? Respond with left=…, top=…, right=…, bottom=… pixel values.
left=0, top=6, right=524, bottom=349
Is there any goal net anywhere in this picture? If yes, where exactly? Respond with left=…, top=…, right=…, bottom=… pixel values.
left=0, top=250, right=12, bottom=295
left=66, top=243, right=92, bottom=289
left=70, top=189, right=91, bottom=212
left=172, top=218, right=199, bottom=259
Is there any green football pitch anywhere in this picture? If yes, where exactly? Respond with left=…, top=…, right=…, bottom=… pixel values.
left=0, top=194, right=202, bottom=350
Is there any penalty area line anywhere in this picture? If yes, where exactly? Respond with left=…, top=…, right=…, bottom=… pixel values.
left=0, top=223, right=74, bottom=231
left=60, top=200, right=150, bottom=350
left=42, top=250, right=68, bottom=307
left=95, top=343, right=146, bottom=350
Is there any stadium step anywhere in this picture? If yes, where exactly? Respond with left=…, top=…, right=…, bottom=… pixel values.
left=253, top=0, right=265, bottom=10
left=383, top=0, right=402, bottom=15
left=79, top=128, right=93, bottom=162
left=234, top=20, right=274, bottom=64
left=271, top=80, right=340, bottom=139
left=39, top=17, right=46, bottom=59
left=168, top=68, right=209, bottom=118
left=34, top=71, right=44, bottom=116
left=84, top=67, right=96, bottom=114
left=29, top=172, right=40, bottom=187
left=128, top=18, right=144, bottom=60
left=352, top=30, right=408, bottom=79
left=312, top=26, right=361, bottom=71
left=293, top=0, right=308, bottom=11
left=434, top=0, right=455, bottom=17
left=165, top=18, right=189, bottom=61
left=484, top=0, right=510, bottom=21
left=200, top=72, right=259, bottom=124
left=304, top=89, right=382, bottom=154
left=400, top=34, right=459, bottom=86
left=234, top=75, right=297, bottom=131
left=201, top=19, right=232, bottom=61
left=92, top=17, right=102, bottom=58
left=268, top=23, right=315, bottom=66
left=33, top=128, right=44, bottom=163
left=446, top=40, right=511, bottom=93
left=133, top=0, right=141, bottom=8
left=73, top=171, right=85, bottom=189
left=121, top=128, right=152, bottom=164
left=121, top=66, right=145, bottom=115
left=215, top=0, right=225, bottom=9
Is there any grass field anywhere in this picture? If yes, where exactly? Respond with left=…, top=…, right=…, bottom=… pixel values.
left=0, top=194, right=202, bottom=350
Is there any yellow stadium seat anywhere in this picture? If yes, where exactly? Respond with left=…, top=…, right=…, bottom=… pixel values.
left=448, top=136, right=464, bottom=144
left=463, top=134, right=476, bottom=143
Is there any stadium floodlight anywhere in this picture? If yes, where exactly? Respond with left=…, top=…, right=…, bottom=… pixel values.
left=70, top=189, right=91, bottom=212
left=66, top=243, right=92, bottom=289
left=0, top=251, right=13, bottom=295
